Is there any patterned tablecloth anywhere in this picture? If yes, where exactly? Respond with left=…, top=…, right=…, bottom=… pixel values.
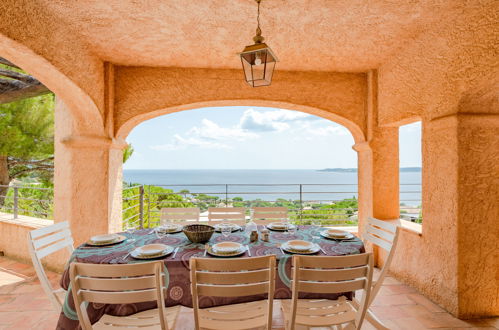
left=56, top=225, right=364, bottom=329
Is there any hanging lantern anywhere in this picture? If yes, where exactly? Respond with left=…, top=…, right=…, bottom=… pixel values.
left=239, top=0, right=278, bottom=87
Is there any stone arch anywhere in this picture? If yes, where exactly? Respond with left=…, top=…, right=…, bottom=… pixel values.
left=116, top=99, right=366, bottom=144
left=0, top=33, right=103, bottom=133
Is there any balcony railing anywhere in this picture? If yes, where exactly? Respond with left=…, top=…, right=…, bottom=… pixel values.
left=0, top=182, right=422, bottom=225
left=0, top=184, right=54, bottom=219
left=122, top=183, right=423, bottom=229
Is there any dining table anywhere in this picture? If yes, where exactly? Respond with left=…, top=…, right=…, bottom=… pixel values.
left=56, top=225, right=365, bottom=330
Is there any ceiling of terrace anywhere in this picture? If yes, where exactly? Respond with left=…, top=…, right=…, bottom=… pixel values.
left=40, top=0, right=457, bottom=72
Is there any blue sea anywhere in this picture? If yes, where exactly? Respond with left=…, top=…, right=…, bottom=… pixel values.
left=124, top=169, right=422, bottom=205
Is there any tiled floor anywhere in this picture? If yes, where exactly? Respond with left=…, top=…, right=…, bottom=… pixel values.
left=0, top=256, right=497, bottom=330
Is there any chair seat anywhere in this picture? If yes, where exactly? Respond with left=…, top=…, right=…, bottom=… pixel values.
left=281, top=297, right=357, bottom=328
left=198, top=300, right=269, bottom=330
left=94, top=306, right=180, bottom=329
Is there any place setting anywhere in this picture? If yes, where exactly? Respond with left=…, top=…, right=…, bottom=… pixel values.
left=266, top=221, right=296, bottom=232
left=279, top=239, right=324, bottom=255
left=319, top=229, right=357, bottom=241
left=204, top=241, right=250, bottom=258
left=84, top=233, right=128, bottom=247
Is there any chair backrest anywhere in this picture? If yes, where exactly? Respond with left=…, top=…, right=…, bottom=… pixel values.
left=363, top=217, right=401, bottom=303
left=290, top=253, right=374, bottom=330
left=207, top=207, right=246, bottom=225
left=252, top=207, right=288, bottom=225
left=190, top=255, right=276, bottom=330
left=27, top=221, right=74, bottom=311
left=70, top=261, right=169, bottom=330
left=161, top=207, right=200, bottom=225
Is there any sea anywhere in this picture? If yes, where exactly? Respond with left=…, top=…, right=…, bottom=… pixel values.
left=124, top=169, right=422, bottom=205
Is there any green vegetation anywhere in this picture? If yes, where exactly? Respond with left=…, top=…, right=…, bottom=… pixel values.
left=122, top=185, right=359, bottom=229
left=0, top=94, right=54, bottom=206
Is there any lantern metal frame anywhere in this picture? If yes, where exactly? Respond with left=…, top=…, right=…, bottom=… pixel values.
left=239, top=0, right=278, bottom=87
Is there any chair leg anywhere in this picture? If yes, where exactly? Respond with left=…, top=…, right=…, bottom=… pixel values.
left=365, top=309, right=389, bottom=330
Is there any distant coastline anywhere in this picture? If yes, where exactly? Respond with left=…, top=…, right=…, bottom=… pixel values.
left=318, top=167, right=421, bottom=173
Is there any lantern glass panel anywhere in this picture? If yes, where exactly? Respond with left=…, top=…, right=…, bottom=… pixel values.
left=240, top=48, right=276, bottom=87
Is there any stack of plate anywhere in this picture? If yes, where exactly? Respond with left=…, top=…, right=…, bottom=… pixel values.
left=157, top=224, right=182, bottom=233
left=320, top=229, right=355, bottom=240
left=131, top=244, right=173, bottom=259
left=281, top=240, right=320, bottom=254
left=87, top=234, right=126, bottom=246
left=207, top=242, right=246, bottom=257
left=267, top=222, right=295, bottom=231
left=214, top=223, right=241, bottom=232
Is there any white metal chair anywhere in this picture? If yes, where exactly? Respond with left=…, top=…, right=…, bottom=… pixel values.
left=190, top=255, right=276, bottom=330
left=251, top=207, right=288, bottom=225
left=282, top=253, right=374, bottom=330
left=353, top=217, right=401, bottom=329
left=207, top=207, right=246, bottom=226
left=160, top=207, right=200, bottom=225
left=27, top=221, right=74, bottom=311
left=70, top=261, right=179, bottom=330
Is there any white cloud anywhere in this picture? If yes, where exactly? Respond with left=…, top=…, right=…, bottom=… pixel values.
left=150, top=134, right=231, bottom=151
left=239, top=108, right=317, bottom=132
left=307, top=125, right=349, bottom=137
left=188, top=119, right=258, bottom=141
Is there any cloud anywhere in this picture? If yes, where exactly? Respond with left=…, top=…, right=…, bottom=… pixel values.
left=150, top=134, right=231, bottom=151
left=188, top=119, right=258, bottom=141
left=239, top=108, right=317, bottom=132
left=307, top=125, right=349, bottom=136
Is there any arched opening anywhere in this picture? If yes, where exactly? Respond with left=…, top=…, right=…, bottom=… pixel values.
left=0, top=34, right=103, bottom=131
left=120, top=105, right=362, bottom=230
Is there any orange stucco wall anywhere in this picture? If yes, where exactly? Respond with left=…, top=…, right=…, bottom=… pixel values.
left=376, top=0, right=498, bottom=317
left=113, top=67, right=368, bottom=141
left=0, top=0, right=497, bottom=319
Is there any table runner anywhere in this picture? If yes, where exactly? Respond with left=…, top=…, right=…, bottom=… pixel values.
left=56, top=225, right=364, bottom=329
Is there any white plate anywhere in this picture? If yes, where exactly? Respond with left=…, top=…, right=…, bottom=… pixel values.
left=207, top=242, right=246, bottom=257
left=212, top=242, right=242, bottom=253
left=285, top=240, right=314, bottom=251
left=157, top=225, right=183, bottom=234
left=131, top=244, right=174, bottom=259
left=282, top=241, right=320, bottom=255
left=214, top=224, right=241, bottom=232
left=320, top=230, right=355, bottom=240
left=267, top=222, right=296, bottom=231
left=90, top=233, right=119, bottom=243
left=86, top=234, right=126, bottom=246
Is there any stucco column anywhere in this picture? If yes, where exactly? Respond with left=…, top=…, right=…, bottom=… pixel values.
left=54, top=98, right=124, bottom=246
left=353, top=142, right=372, bottom=235
left=423, top=111, right=499, bottom=318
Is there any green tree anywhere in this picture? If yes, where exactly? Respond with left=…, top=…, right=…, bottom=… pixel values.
left=123, top=144, right=134, bottom=163
left=0, top=94, right=54, bottom=205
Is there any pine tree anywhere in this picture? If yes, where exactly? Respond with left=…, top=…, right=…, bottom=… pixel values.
left=0, top=94, right=54, bottom=205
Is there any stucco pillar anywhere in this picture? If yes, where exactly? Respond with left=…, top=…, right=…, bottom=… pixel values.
left=54, top=98, right=124, bottom=246
left=423, top=111, right=499, bottom=318
left=353, top=142, right=373, bottom=234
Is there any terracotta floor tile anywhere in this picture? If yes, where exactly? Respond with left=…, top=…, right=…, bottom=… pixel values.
left=0, top=256, right=497, bottom=330
left=406, top=293, right=446, bottom=313
left=416, top=312, right=476, bottom=328
left=371, top=293, right=417, bottom=307
left=390, top=316, right=431, bottom=330
left=370, top=305, right=411, bottom=319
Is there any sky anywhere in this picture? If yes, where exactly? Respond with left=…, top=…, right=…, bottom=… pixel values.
left=124, top=106, right=421, bottom=169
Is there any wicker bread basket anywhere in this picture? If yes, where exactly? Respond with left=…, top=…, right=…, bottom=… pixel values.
left=183, top=224, right=215, bottom=243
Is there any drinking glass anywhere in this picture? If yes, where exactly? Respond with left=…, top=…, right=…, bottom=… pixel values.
left=220, top=223, right=231, bottom=240
left=287, top=224, right=296, bottom=237
left=124, top=222, right=136, bottom=243
left=155, top=227, right=167, bottom=241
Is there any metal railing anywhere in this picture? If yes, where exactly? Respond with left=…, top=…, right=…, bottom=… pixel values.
left=0, top=184, right=54, bottom=219
left=123, top=183, right=359, bottom=229
left=123, top=183, right=422, bottom=229
left=0, top=182, right=422, bottom=225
